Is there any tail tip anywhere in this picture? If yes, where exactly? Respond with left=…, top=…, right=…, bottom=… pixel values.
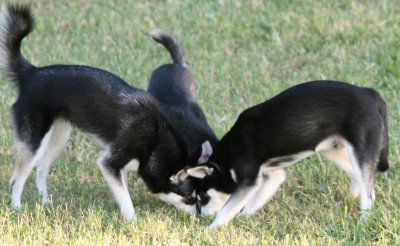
left=147, top=28, right=167, bottom=42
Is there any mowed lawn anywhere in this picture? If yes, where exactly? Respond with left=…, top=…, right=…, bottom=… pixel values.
left=0, top=0, right=399, bottom=244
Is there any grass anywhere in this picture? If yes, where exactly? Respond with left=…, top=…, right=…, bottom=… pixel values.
left=0, top=0, right=399, bottom=244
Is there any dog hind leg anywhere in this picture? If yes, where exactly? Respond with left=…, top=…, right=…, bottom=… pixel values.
left=35, top=120, right=72, bottom=203
left=321, top=145, right=361, bottom=198
left=9, top=140, right=34, bottom=209
left=342, top=142, right=372, bottom=220
left=9, top=127, right=54, bottom=209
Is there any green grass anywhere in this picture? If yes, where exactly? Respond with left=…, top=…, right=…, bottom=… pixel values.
left=0, top=0, right=399, bottom=244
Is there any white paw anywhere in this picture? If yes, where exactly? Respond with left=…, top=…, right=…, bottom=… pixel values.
left=209, top=219, right=227, bottom=230
left=11, top=201, right=22, bottom=210
left=41, top=195, right=51, bottom=205
left=209, top=222, right=220, bottom=230
left=359, top=210, right=371, bottom=222
left=122, top=209, right=136, bottom=220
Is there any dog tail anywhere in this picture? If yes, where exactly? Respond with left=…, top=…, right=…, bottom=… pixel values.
left=147, top=29, right=186, bottom=66
left=377, top=97, right=389, bottom=172
left=0, top=3, right=35, bottom=88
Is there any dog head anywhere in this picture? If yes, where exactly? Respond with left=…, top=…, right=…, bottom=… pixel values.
left=153, top=141, right=214, bottom=215
left=168, top=141, right=232, bottom=216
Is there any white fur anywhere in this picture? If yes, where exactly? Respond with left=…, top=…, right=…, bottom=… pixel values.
left=341, top=141, right=372, bottom=219
left=124, top=159, right=139, bottom=172
left=207, top=135, right=375, bottom=228
left=157, top=192, right=196, bottom=214
left=35, top=119, right=72, bottom=203
left=315, top=136, right=341, bottom=152
left=10, top=123, right=55, bottom=208
left=120, top=159, right=139, bottom=189
left=9, top=140, right=33, bottom=209
left=198, top=141, right=213, bottom=164
left=186, top=166, right=214, bottom=179
left=209, top=177, right=263, bottom=229
left=242, top=169, right=286, bottom=215
left=201, top=189, right=230, bottom=216
left=96, top=147, right=135, bottom=220
left=229, top=169, right=237, bottom=183
left=320, top=142, right=360, bottom=197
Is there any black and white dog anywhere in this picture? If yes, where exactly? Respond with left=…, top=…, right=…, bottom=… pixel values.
left=147, top=29, right=217, bottom=165
left=0, top=3, right=201, bottom=218
left=172, top=80, right=389, bottom=228
left=146, top=30, right=221, bottom=213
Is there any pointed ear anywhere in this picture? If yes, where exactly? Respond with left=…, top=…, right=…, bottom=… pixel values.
left=170, top=166, right=214, bottom=184
left=187, top=166, right=214, bottom=179
left=198, top=140, right=213, bottom=164
left=170, top=169, right=189, bottom=184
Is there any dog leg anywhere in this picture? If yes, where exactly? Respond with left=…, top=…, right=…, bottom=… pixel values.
left=120, top=169, right=129, bottom=191
left=9, top=141, right=34, bottom=209
left=241, top=169, right=286, bottom=216
left=209, top=178, right=262, bottom=229
left=321, top=146, right=360, bottom=198
left=97, top=149, right=135, bottom=220
left=36, top=120, right=72, bottom=203
left=343, top=142, right=372, bottom=220
left=119, top=159, right=139, bottom=192
left=10, top=128, right=54, bottom=209
left=362, top=164, right=376, bottom=203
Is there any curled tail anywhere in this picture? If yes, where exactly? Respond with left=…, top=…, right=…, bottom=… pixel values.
left=377, top=98, right=389, bottom=172
left=0, top=3, right=35, bottom=88
left=147, top=29, right=186, bottom=66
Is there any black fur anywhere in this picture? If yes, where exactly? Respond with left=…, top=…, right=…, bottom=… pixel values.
left=147, top=30, right=218, bottom=164
left=0, top=3, right=35, bottom=85
left=201, top=81, right=389, bottom=193
left=1, top=3, right=197, bottom=216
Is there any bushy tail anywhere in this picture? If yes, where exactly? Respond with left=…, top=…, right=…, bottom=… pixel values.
left=377, top=98, right=389, bottom=172
left=147, top=29, right=186, bottom=66
left=0, top=3, right=35, bottom=88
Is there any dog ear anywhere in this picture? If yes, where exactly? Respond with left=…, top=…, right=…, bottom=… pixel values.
left=170, top=166, right=214, bottom=184
left=197, top=140, right=213, bottom=164
left=170, top=169, right=189, bottom=184
left=187, top=166, right=214, bottom=178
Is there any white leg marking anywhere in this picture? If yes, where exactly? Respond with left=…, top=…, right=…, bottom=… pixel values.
left=10, top=125, right=59, bottom=209
left=120, top=159, right=139, bottom=190
left=342, top=141, right=372, bottom=220
left=321, top=145, right=360, bottom=198
left=97, top=148, right=135, bottom=220
left=157, top=193, right=196, bottom=214
left=36, top=119, right=72, bottom=203
left=9, top=140, right=33, bottom=209
left=242, top=169, right=286, bottom=215
left=209, top=178, right=262, bottom=229
left=201, top=189, right=230, bottom=216
left=362, top=164, right=376, bottom=204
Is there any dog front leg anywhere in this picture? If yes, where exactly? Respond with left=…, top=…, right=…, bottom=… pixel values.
left=97, top=149, right=135, bottom=220
left=209, top=178, right=261, bottom=230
